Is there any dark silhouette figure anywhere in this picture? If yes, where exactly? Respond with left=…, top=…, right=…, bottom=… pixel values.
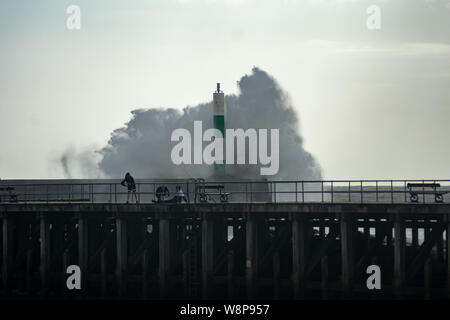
left=153, top=185, right=170, bottom=203
left=169, top=186, right=188, bottom=203
left=121, top=172, right=138, bottom=204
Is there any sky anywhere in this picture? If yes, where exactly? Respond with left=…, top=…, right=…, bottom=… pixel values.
left=0, top=0, right=449, bottom=180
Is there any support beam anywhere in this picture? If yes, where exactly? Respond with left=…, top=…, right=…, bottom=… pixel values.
left=273, top=251, right=280, bottom=300
left=340, top=213, right=354, bottom=296
left=63, top=249, right=69, bottom=299
left=447, top=216, right=450, bottom=299
left=201, top=216, right=214, bottom=299
left=394, top=216, right=406, bottom=298
left=26, top=249, right=32, bottom=295
left=412, top=225, right=419, bottom=249
left=227, top=250, right=234, bottom=299
left=116, top=216, right=127, bottom=298
left=78, top=214, right=89, bottom=294
left=40, top=214, right=50, bottom=297
left=182, top=249, right=189, bottom=298
left=2, top=215, right=12, bottom=294
left=101, top=248, right=107, bottom=299
left=159, top=219, right=171, bottom=298
left=142, top=249, right=149, bottom=299
left=321, top=255, right=328, bottom=300
left=424, top=258, right=432, bottom=300
left=292, top=217, right=306, bottom=299
left=246, top=216, right=259, bottom=299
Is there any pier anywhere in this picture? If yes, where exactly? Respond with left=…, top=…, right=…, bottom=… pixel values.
left=1, top=180, right=449, bottom=299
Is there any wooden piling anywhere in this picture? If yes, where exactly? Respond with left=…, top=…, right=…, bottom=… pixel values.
left=101, top=248, right=107, bottom=299
left=201, top=216, right=214, bottom=299
left=273, top=251, right=280, bottom=300
left=424, top=258, right=432, bottom=300
left=142, top=249, right=148, bottom=299
left=2, top=215, right=12, bottom=294
left=227, top=250, right=234, bottom=299
left=321, top=255, right=328, bottom=300
left=394, top=216, right=406, bottom=298
left=292, top=217, right=306, bottom=299
left=159, top=219, right=171, bottom=298
left=340, top=213, right=354, bottom=296
left=26, top=249, right=33, bottom=295
left=78, top=214, right=89, bottom=295
left=246, top=217, right=259, bottom=299
left=116, top=216, right=127, bottom=298
left=447, top=216, right=450, bottom=299
left=40, top=213, right=50, bottom=297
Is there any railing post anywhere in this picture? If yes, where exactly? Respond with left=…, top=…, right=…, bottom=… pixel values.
left=273, top=183, right=276, bottom=203
left=302, top=181, right=304, bottom=203
left=422, top=180, right=425, bottom=204
left=391, top=180, right=394, bottom=204
left=331, top=181, right=333, bottom=204
left=404, top=181, right=407, bottom=203
left=376, top=181, right=378, bottom=202
left=394, top=214, right=406, bottom=298
left=321, top=181, right=324, bottom=203
left=348, top=181, right=351, bottom=202
left=360, top=181, right=363, bottom=204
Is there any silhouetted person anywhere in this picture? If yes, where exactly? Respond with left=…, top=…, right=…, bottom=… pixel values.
left=166, top=186, right=188, bottom=203
left=153, top=185, right=169, bottom=203
left=121, top=172, right=138, bottom=204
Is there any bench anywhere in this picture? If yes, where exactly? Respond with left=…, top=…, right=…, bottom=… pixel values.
left=406, top=183, right=447, bottom=203
left=0, top=187, right=18, bottom=203
left=195, top=184, right=230, bottom=203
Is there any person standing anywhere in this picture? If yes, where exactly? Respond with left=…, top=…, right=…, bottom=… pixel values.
left=121, top=172, right=139, bottom=204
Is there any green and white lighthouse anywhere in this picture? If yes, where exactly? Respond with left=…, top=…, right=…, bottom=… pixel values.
left=213, top=83, right=225, bottom=175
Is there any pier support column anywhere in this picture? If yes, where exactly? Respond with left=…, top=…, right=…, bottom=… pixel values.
left=273, top=251, right=280, bottom=300
left=159, top=218, right=172, bottom=298
left=2, top=214, right=12, bottom=293
left=78, top=214, right=89, bottom=294
left=40, top=213, right=50, bottom=297
left=116, top=216, right=127, bottom=298
left=227, top=250, right=234, bottom=299
left=424, top=258, right=432, bottom=300
left=447, top=216, right=450, bottom=298
left=246, top=216, right=259, bottom=299
left=201, top=215, right=214, bottom=299
left=412, top=225, right=419, bottom=249
left=394, top=215, right=406, bottom=298
left=292, top=216, right=306, bottom=299
left=340, top=213, right=354, bottom=296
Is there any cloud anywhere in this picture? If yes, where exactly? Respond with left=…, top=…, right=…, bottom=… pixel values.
left=306, top=40, right=450, bottom=57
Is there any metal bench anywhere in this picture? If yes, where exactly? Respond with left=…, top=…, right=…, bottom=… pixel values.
left=196, top=184, right=230, bottom=203
left=406, top=183, right=447, bottom=203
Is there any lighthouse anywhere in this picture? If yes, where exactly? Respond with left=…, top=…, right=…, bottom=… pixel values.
left=213, top=83, right=225, bottom=175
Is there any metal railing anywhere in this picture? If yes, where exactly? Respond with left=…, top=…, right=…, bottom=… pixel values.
left=0, top=179, right=449, bottom=204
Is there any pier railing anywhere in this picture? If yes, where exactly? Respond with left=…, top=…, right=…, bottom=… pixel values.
left=1, top=179, right=449, bottom=204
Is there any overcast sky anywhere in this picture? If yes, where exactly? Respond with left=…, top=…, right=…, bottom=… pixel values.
left=0, top=0, right=449, bottom=180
